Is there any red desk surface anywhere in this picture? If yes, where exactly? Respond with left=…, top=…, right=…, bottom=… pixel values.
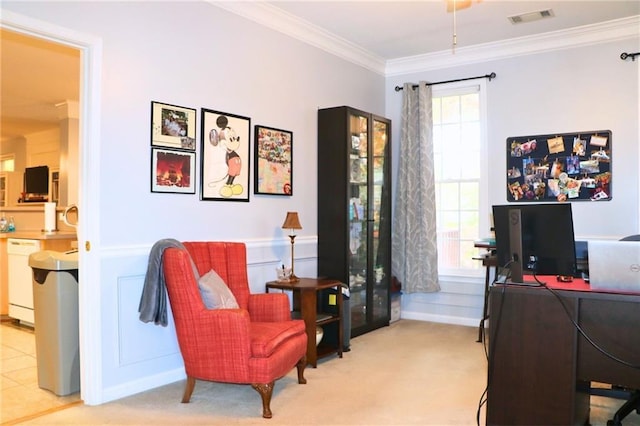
left=504, top=275, right=640, bottom=296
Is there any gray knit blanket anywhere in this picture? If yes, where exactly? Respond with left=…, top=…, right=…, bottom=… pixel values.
left=138, top=238, right=199, bottom=326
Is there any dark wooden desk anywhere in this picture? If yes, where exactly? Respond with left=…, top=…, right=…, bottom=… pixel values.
left=265, top=278, right=343, bottom=368
left=487, top=280, right=640, bottom=425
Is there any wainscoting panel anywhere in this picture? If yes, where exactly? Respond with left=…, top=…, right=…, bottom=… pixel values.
left=244, top=236, right=318, bottom=293
left=401, top=276, right=485, bottom=327
left=117, top=275, right=180, bottom=366
left=100, top=249, right=184, bottom=398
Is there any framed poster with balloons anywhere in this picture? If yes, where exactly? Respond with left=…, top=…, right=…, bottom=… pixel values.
left=254, top=125, right=293, bottom=196
left=200, top=108, right=251, bottom=202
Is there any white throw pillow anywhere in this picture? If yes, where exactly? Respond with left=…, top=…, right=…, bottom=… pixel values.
left=197, top=269, right=239, bottom=309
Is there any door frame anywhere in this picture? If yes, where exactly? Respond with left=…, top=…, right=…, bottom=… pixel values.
left=1, top=10, right=103, bottom=404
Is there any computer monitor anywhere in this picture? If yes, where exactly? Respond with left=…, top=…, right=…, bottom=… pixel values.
left=492, top=203, right=577, bottom=284
left=24, top=165, right=49, bottom=195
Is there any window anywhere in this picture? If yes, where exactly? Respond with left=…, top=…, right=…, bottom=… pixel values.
left=0, top=155, right=15, bottom=172
left=432, top=83, right=487, bottom=275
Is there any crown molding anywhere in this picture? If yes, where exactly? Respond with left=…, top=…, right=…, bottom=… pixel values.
left=207, top=2, right=638, bottom=78
left=386, top=15, right=640, bottom=76
left=209, top=1, right=387, bottom=75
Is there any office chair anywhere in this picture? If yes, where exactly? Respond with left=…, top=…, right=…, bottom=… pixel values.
left=598, top=234, right=640, bottom=425
left=607, top=390, right=640, bottom=426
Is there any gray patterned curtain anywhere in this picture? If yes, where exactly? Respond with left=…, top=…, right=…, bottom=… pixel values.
left=392, top=82, right=440, bottom=293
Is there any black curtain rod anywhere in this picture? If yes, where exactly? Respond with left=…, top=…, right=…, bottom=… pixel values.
left=394, top=72, right=496, bottom=92
left=620, top=51, right=640, bottom=61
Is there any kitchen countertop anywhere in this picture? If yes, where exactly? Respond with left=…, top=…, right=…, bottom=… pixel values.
left=0, top=231, right=77, bottom=240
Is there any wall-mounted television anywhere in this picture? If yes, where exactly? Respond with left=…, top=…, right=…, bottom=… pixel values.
left=492, top=203, right=577, bottom=284
left=24, top=166, right=49, bottom=196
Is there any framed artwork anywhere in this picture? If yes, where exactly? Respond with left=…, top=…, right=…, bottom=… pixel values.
left=151, top=147, right=196, bottom=194
left=151, top=101, right=196, bottom=150
left=200, top=108, right=251, bottom=201
left=506, top=130, right=612, bottom=202
left=254, top=125, right=293, bottom=195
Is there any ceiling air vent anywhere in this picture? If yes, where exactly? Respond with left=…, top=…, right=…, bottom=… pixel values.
left=508, top=9, right=555, bottom=24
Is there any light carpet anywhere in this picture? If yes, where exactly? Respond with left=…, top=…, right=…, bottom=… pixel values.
left=18, top=320, right=639, bottom=425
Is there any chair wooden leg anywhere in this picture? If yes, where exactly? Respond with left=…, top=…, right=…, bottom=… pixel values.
left=181, top=376, right=196, bottom=403
left=296, top=356, right=307, bottom=384
left=251, top=382, right=274, bottom=419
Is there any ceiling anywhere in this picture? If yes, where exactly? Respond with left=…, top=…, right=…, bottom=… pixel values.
left=1, top=28, right=80, bottom=144
left=1, top=1, right=638, bottom=145
left=263, top=0, right=639, bottom=60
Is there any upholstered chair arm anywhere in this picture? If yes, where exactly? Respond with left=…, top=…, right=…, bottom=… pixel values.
left=192, top=308, right=252, bottom=353
left=180, top=308, right=254, bottom=381
left=248, top=293, right=292, bottom=322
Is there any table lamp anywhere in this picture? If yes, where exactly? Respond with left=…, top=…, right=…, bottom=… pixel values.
left=282, top=211, right=302, bottom=282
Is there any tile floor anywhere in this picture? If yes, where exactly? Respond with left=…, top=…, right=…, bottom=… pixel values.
left=0, top=320, right=81, bottom=425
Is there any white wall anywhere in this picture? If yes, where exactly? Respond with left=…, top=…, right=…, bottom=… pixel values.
left=386, top=31, right=640, bottom=325
left=1, top=1, right=385, bottom=404
left=2, top=1, right=385, bottom=246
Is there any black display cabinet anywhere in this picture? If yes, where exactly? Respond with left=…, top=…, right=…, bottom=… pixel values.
left=317, top=106, right=392, bottom=338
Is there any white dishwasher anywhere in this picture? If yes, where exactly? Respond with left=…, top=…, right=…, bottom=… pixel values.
left=8, top=238, right=41, bottom=325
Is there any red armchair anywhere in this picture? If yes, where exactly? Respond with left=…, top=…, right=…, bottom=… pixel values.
left=162, top=241, right=307, bottom=418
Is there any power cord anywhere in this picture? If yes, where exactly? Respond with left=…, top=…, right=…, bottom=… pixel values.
left=533, top=275, right=640, bottom=370
left=476, top=260, right=512, bottom=426
left=528, top=255, right=639, bottom=369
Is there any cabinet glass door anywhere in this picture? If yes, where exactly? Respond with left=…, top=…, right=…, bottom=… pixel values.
left=348, top=112, right=368, bottom=329
left=371, top=118, right=389, bottom=322
left=0, top=174, right=6, bottom=207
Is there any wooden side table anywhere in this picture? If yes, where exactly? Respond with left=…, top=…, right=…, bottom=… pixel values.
left=266, top=277, right=343, bottom=367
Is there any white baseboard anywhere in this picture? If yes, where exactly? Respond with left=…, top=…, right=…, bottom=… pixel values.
left=98, top=368, right=186, bottom=405
left=400, top=311, right=479, bottom=328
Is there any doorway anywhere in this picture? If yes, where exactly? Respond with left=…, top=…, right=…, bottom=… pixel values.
left=0, top=28, right=82, bottom=422
left=1, top=9, right=102, bottom=411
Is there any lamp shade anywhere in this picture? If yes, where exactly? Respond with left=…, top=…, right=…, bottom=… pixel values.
left=282, top=212, right=302, bottom=230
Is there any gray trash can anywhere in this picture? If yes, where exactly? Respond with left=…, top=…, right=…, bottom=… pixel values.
left=29, top=250, right=79, bottom=396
